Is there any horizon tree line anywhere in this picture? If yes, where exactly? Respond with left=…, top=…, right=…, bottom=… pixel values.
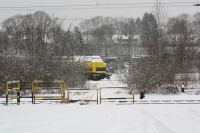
left=0, top=11, right=200, bottom=92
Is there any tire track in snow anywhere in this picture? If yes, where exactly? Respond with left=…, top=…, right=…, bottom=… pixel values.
left=0, top=110, right=103, bottom=133
left=26, top=113, right=116, bottom=133
left=1, top=114, right=100, bottom=133
left=140, top=108, right=175, bottom=133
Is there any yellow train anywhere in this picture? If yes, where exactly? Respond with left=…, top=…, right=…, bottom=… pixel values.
left=75, top=56, right=110, bottom=80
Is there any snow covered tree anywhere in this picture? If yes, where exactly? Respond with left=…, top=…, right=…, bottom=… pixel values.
left=0, top=11, right=87, bottom=87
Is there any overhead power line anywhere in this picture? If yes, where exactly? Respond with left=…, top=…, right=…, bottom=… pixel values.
left=0, top=1, right=199, bottom=10
left=99, top=2, right=200, bottom=6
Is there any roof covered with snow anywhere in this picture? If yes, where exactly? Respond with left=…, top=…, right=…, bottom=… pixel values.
left=74, top=56, right=104, bottom=62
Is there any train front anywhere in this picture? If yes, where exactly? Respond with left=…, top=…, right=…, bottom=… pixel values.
left=83, top=56, right=110, bottom=80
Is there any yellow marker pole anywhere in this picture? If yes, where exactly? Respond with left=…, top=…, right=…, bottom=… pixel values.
left=61, top=82, right=68, bottom=103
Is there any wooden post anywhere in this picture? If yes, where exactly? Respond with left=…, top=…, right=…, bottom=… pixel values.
left=61, top=84, right=63, bottom=103
left=97, top=90, right=98, bottom=105
left=6, top=80, right=8, bottom=105
left=67, top=88, right=69, bottom=103
left=31, top=82, right=35, bottom=104
left=31, top=92, right=34, bottom=104
left=62, top=91, right=65, bottom=103
left=17, top=89, right=20, bottom=105
left=17, top=82, right=20, bottom=105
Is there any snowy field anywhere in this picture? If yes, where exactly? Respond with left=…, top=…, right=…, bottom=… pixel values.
left=1, top=74, right=200, bottom=133
left=0, top=104, right=200, bottom=133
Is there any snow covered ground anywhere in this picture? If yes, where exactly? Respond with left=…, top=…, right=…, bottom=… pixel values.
left=0, top=104, right=200, bottom=133
left=0, top=74, right=200, bottom=133
left=84, top=74, right=127, bottom=89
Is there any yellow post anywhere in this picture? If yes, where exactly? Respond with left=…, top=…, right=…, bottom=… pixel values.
left=61, top=82, right=68, bottom=103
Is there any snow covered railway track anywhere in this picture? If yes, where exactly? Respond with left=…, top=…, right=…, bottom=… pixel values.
left=133, top=100, right=200, bottom=104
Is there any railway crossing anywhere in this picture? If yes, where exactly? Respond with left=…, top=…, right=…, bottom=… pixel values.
left=0, top=80, right=200, bottom=105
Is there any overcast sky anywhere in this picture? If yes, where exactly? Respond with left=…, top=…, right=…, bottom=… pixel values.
left=0, top=0, right=200, bottom=29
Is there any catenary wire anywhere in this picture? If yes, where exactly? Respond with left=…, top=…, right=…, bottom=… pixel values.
left=0, top=1, right=199, bottom=10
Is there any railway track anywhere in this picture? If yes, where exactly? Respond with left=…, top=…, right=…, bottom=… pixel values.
left=117, top=99, right=200, bottom=104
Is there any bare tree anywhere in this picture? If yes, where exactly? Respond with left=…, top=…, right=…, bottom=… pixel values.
left=0, top=11, right=87, bottom=87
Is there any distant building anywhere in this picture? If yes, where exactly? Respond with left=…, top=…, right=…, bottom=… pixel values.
left=112, top=34, right=141, bottom=44
left=82, top=33, right=144, bottom=59
left=101, top=34, right=144, bottom=58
